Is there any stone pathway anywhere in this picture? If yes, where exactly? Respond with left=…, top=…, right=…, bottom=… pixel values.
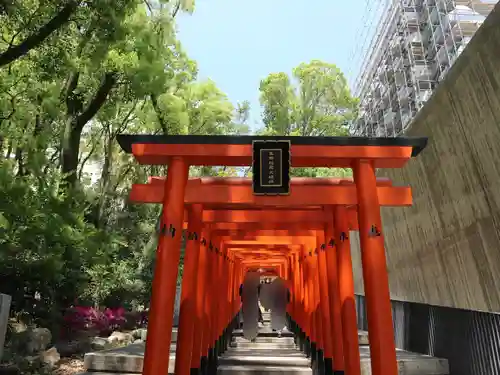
left=218, top=323, right=312, bottom=375
left=77, top=311, right=450, bottom=375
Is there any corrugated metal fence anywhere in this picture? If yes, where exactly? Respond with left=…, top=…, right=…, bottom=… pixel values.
left=355, top=294, right=500, bottom=375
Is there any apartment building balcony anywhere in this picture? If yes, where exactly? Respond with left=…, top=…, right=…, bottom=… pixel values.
left=435, top=45, right=450, bottom=64
left=401, top=7, right=421, bottom=28
left=432, top=26, right=445, bottom=44
left=442, top=5, right=485, bottom=31
left=411, top=63, right=435, bottom=82
left=383, top=111, right=397, bottom=126
left=416, top=89, right=433, bottom=106
left=393, top=70, right=407, bottom=86
left=394, top=54, right=411, bottom=70
left=439, top=0, right=496, bottom=16
left=469, top=0, right=497, bottom=16
left=398, top=86, right=414, bottom=104
left=389, top=35, right=403, bottom=57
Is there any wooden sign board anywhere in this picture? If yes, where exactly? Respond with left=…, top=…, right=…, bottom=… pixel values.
left=252, top=140, right=290, bottom=195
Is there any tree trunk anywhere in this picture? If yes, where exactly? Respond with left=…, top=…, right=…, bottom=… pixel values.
left=60, top=116, right=82, bottom=187
left=60, top=72, right=116, bottom=190
left=0, top=1, right=78, bottom=67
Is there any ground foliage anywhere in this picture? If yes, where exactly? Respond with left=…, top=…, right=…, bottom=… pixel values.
left=0, top=0, right=358, bottom=342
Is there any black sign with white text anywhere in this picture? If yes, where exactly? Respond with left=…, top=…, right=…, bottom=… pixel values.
left=252, top=140, right=290, bottom=195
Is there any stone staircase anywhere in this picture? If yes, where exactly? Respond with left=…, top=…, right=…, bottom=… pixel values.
left=79, top=310, right=450, bottom=375
left=218, top=324, right=312, bottom=375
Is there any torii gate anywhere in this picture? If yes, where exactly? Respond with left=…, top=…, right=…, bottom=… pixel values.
left=130, top=176, right=410, bottom=374
left=117, top=134, right=427, bottom=375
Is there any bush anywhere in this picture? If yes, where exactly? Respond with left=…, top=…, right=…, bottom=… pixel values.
left=61, top=306, right=139, bottom=337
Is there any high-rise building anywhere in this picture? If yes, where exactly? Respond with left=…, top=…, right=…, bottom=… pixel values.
left=350, top=0, right=497, bottom=137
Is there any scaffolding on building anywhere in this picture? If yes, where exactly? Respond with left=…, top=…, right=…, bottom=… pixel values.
left=351, top=0, right=497, bottom=137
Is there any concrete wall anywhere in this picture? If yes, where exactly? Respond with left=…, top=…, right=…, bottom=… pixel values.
left=351, top=4, right=500, bottom=313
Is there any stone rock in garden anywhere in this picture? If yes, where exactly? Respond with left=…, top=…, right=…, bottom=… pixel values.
left=26, top=328, right=51, bottom=354
left=107, top=331, right=133, bottom=345
left=55, top=339, right=90, bottom=357
left=91, top=337, right=112, bottom=351
left=133, top=339, right=143, bottom=343
left=40, top=347, right=60, bottom=367
left=131, top=329, right=146, bottom=340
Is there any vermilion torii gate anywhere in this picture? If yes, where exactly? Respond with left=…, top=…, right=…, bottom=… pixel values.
left=117, top=134, right=427, bottom=375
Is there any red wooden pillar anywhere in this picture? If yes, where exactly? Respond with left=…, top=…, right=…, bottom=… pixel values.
left=324, top=209, right=345, bottom=374
left=333, top=205, right=361, bottom=375
left=190, top=227, right=209, bottom=373
left=311, top=240, right=323, bottom=355
left=143, top=157, right=189, bottom=375
left=226, top=253, right=235, bottom=327
left=209, top=236, right=222, bottom=365
left=353, top=160, right=398, bottom=375
left=175, top=204, right=203, bottom=375
left=201, top=230, right=215, bottom=367
left=316, top=230, right=334, bottom=372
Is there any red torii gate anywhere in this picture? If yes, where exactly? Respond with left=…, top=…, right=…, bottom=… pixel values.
left=117, top=134, right=427, bottom=375
left=130, top=175, right=410, bottom=374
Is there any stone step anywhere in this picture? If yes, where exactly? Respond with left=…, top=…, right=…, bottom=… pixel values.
left=78, top=332, right=449, bottom=375
left=233, top=336, right=295, bottom=344
left=232, top=328, right=293, bottom=337
left=218, top=365, right=313, bottom=374
left=219, top=352, right=310, bottom=367
left=358, top=330, right=369, bottom=345
left=223, top=348, right=308, bottom=357
left=230, top=342, right=297, bottom=350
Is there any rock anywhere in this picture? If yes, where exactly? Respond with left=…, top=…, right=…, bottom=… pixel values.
left=9, top=327, right=52, bottom=355
left=107, top=331, right=133, bottom=345
left=55, top=339, right=90, bottom=356
left=26, top=328, right=51, bottom=354
left=131, top=329, right=145, bottom=340
left=133, top=339, right=143, bottom=343
left=40, top=347, right=60, bottom=367
left=91, top=337, right=112, bottom=351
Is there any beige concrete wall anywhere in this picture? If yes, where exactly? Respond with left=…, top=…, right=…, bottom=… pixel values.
left=351, top=4, right=500, bottom=312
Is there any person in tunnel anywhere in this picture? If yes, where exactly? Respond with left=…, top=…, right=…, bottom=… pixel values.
left=240, top=282, right=265, bottom=325
left=268, top=277, right=291, bottom=338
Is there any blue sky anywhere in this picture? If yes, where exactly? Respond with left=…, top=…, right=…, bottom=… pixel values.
left=176, top=0, right=381, bottom=130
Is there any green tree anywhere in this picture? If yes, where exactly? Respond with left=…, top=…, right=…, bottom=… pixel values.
left=0, top=0, right=252, bottom=333
left=257, top=60, right=358, bottom=176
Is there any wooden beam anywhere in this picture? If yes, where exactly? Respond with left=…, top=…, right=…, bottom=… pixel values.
left=130, top=183, right=412, bottom=206
left=131, top=143, right=414, bottom=168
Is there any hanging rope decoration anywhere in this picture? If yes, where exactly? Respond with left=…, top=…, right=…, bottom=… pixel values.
left=153, top=220, right=240, bottom=263
left=369, top=225, right=382, bottom=237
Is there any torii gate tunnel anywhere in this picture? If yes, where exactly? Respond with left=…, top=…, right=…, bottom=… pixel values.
left=117, top=134, right=427, bottom=375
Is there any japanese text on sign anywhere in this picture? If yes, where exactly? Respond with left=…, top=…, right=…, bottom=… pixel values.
left=260, top=149, right=282, bottom=187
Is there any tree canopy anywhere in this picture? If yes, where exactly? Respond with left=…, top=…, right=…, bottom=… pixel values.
left=257, top=60, right=358, bottom=177
left=0, top=0, right=357, bottom=340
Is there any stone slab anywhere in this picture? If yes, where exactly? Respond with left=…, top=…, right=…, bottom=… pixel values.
left=219, top=354, right=310, bottom=367
left=358, top=330, right=369, bottom=345
left=232, top=328, right=293, bottom=337
left=83, top=342, right=176, bottom=373
left=230, top=342, right=297, bottom=350
left=359, top=347, right=449, bottom=375
left=233, top=336, right=295, bottom=344
left=224, top=349, right=307, bottom=357
left=218, top=365, right=313, bottom=374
